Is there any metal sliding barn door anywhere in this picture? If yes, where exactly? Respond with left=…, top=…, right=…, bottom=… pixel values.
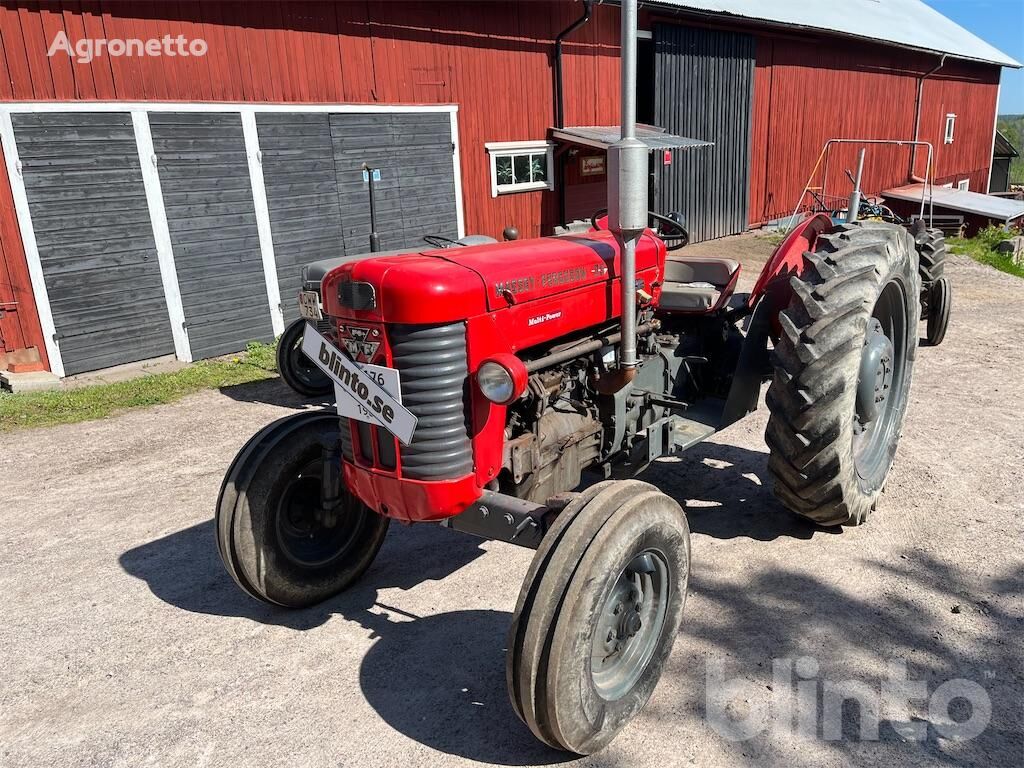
left=11, top=112, right=176, bottom=376
left=149, top=112, right=274, bottom=360
left=654, top=24, right=755, bottom=242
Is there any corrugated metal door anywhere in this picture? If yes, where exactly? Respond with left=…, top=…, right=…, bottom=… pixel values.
left=331, top=113, right=458, bottom=254
left=654, top=24, right=755, bottom=242
left=150, top=113, right=274, bottom=359
left=11, top=112, right=175, bottom=375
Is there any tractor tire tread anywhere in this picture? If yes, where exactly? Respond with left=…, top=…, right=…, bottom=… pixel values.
left=765, top=222, right=920, bottom=526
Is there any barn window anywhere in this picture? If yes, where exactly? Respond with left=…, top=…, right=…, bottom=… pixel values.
left=944, top=114, right=956, bottom=144
left=486, top=141, right=554, bottom=196
left=957, top=179, right=969, bottom=191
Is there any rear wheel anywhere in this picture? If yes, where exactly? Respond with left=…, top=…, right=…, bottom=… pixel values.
left=216, top=410, right=389, bottom=607
left=913, top=224, right=951, bottom=346
left=277, top=318, right=332, bottom=398
left=766, top=221, right=920, bottom=526
left=914, top=224, right=947, bottom=284
left=507, top=481, right=690, bottom=754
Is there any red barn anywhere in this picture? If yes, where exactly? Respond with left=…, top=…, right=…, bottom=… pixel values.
left=0, top=0, right=1018, bottom=378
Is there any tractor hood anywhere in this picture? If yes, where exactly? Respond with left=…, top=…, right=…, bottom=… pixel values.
left=435, top=230, right=662, bottom=311
left=320, top=230, right=664, bottom=325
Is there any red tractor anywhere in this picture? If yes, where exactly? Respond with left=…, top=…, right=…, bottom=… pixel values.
left=215, top=2, right=938, bottom=754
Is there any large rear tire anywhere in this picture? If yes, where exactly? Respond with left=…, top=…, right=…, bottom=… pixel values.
left=277, top=318, right=333, bottom=398
left=507, top=480, right=690, bottom=754
left=766, top=221, right=920, bottom=526
left=914, top=223, right=947, bottom=284
left=216, top=410, right=389, bottom=607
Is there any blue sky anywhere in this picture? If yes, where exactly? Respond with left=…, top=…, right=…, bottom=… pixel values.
left=924, top=0, right=1024, bottom=114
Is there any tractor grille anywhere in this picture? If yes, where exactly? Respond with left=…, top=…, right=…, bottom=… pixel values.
left=389, top=322, right=473, bottom=480
left=338, top=417, right=354, bottom=462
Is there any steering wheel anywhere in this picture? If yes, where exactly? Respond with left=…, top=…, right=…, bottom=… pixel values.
left=423, top=234, right=462, bottom=249
left=590, top=209, right=689, bottom=251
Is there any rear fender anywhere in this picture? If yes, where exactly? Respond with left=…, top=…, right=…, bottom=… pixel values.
left=720, top=278, right=792, bottom=426
left=747, top=213, right=833, bottom=311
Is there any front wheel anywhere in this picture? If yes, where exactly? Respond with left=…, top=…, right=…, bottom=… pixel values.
left=277, top=318, right=333, bottom=398
left=216, top=410, right=389, bottom=607
left=507, top=481, right=690, bottom=754
left=766, top=221, right=920, bottom=526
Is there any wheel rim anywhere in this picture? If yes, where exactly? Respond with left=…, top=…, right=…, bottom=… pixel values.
left=590, top=549, right=670, bottom=701
left=853, top=279, right=909, bottom=486
left=274, top=459, right=361, bottom=568
left=287, top=336, right=330, bottom=391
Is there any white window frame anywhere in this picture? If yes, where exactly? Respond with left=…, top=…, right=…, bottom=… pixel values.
left=957, top=179, right=969, bottom=191
left=944, top=113, right=956, bottom=144
left=941, top=182, right=954, bottom=189
left=485, top=140, right=554, bottom=197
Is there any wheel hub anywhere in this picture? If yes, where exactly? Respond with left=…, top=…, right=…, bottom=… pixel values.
left=275, top=460, right=358, bottom=569
left=591, top=550, right=670, bottom=701
left=620, top=610, right=643, bottom=639
left=856, top=317, right=894, bottom=428
left=851, top=279, right=910, bottom=490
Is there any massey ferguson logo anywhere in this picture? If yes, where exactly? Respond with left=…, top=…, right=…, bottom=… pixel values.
left=494, top=266, right=588, bottom=299
left=341, top=325, right=380, bottom=362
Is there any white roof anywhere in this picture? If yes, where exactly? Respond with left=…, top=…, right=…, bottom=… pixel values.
left=654, top=0, right=1021, bottom=68
left=883, top=183, right=1024, bottom=221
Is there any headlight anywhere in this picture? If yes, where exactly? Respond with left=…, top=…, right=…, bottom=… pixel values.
left=478, top=361, right=516, bottom=404
left=476, top=355, right=527, bottom=405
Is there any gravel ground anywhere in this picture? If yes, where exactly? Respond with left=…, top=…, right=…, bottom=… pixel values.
left=1, top=239, right=1022, bottom=768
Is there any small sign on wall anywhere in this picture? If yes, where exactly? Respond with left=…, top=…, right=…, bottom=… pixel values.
left=581, top=155, right=606, bottom=177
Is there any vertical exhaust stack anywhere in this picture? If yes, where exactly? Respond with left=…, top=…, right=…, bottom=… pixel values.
left=607, top=0, right=647, bottom=384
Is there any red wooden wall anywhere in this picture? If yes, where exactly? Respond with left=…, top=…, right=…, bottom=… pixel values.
left=0, top=140, right=47, bottom=366
left=748, top=34, right=1000, bottom=225
left=0, top=0, right=621, bottom=358
left=0, top=1, right=1004, bottom=365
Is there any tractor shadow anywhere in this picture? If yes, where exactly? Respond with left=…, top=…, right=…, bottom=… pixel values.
left=640, top=441, right=832, bottom=542
left=217, top=376, right=334, bottom=408
left=355, top=605, right=573, bottom=766
left=119, top=521, right=569, bottom=765
left=674, top=556, right=1023, bottom=768
left=118, top=509, right=1022, bottom=765
left=119, top=517, right=486, bottom=630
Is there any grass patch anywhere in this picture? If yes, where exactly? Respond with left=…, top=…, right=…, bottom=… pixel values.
left=757, top=228, right=788, bottom=247
left=949, top=225, right=1024, bottom=279
left=0, top=340, right=278, bottom=432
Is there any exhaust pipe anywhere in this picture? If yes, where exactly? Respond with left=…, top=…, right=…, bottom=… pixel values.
left=607, top=0, right=646, bottom=386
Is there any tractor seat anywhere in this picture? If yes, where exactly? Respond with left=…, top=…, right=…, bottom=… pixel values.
left=659, top=256, right=740, bottom=312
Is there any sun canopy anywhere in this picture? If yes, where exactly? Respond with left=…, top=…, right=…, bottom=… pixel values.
left=552, top=125, right=712, bottom=152
left=883, top=184, right=1024, bottom=222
